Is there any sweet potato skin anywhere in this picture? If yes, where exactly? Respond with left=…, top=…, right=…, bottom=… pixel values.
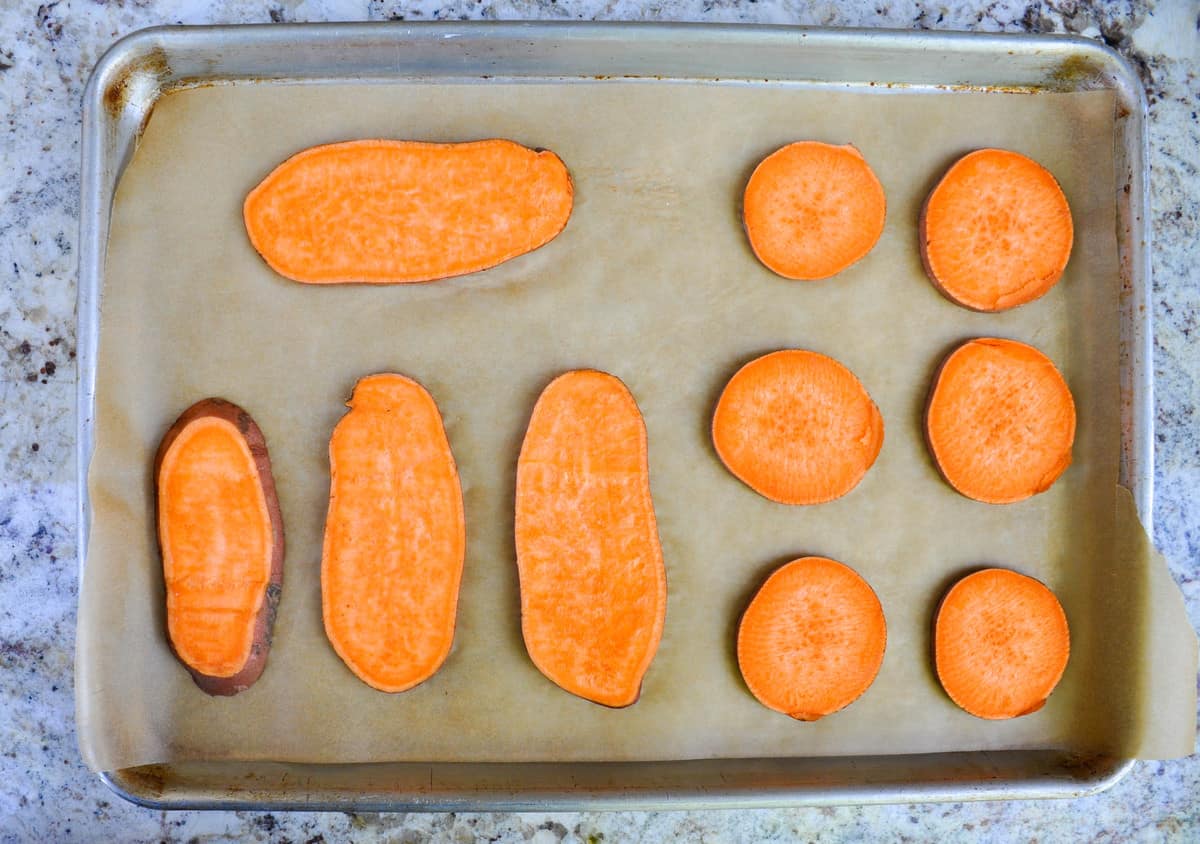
left=154, top=398, right=284, bottom=696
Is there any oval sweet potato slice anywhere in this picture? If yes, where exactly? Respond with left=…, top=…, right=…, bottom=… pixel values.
left=737, top=556, right=886, bottom=720
left=244, top=139, right=574, bottom=284
left=322, top=373, right=465, bottom=693
left=155, top=398, right=284, bottom=696
left=743, top=141, right=886, bottom=280
left=935, top=568, right=1070, bottom=719
left=925, top=338, right=1075, bottom=504
left=920, top=148, right=1073, bottom=311
left=712, top=350, right=884, bottom=505
left=515, top=370, right=666, bottom=707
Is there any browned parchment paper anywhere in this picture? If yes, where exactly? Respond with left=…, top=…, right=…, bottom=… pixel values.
left=77, top=81, right=1198, bottom=772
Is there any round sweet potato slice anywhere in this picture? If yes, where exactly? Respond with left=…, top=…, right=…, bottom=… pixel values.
left=935, top=568, right=1070, bottom=719
left=743, top=141, right=886, bottom=280
left=712, top=350, right=884, bottom=505
left=925, top=338, right=1075, bottom=504
left=738, top=556, right=887, bottom=720
left=920, top=148, right=1073, bottom=312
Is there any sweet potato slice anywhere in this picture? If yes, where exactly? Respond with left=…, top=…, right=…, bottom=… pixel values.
left=244, top=139, right=574, bottom=284
left=155, top=398, right=284, bottom=696
left=743, top=141, right=886, bottom=280
left=737, top=557, right=886, bottom=720
left=925, top=338, right=1075, bottom=504
left=920, top=148, right=1073, bottom=311
left=935, top=568, right=1070, bottom=719
left=322, top=374, right=465, bottom=692
left=515, top=370, right=666, bottom=707
left=712, top=350, right=884, bottom=505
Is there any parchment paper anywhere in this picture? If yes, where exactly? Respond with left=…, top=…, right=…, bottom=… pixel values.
left=77, top=81, right=1198, bottom=772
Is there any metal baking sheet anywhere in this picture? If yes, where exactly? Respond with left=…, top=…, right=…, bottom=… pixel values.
left=77, top=22, right=1153, bottom=810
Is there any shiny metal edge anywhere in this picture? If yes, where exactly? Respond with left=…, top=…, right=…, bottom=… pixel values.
left=76, top=22, right=1151, bottom=811
left=94, top=754, right=1136, bottom=812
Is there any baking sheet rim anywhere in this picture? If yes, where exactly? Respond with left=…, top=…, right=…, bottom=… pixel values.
left=75, top=21, right=1155, bottom=806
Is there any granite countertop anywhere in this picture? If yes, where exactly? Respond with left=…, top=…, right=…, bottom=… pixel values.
left=1, top=0, right=1196, bottom=839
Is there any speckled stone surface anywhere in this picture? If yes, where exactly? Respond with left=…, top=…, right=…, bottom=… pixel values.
left=0, top=0, right=1196, bottom=840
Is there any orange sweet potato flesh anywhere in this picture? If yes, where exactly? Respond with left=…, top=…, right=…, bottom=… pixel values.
left=155, top=398, right=284, bottom=696
left=921, top=148, right=1073, bottom=312
left=244, top=139, right=574, bottom=284
left=738, top=557, right=886, bottom=720
left=935, top=568, right=1070, bottom=719
left=322, top=374, right=465, bottom=692
left=743, top=142, right=886, bottom=280
left=926, top=338, right=1075, bottom=504
left=515, top=370, right=666, bottom=707
left=712, top=350, right=884, bottom=505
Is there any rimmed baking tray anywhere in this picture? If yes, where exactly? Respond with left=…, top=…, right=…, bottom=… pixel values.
left=77, top=22, right=1152, bottom=810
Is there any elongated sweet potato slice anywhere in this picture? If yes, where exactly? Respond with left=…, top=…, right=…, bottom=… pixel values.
left=921, top=148, right=1073, bottom=311
left=322, top=374, right=465, bottom=692
left=155, top=398, right=284, bottom=696
left=738, top=557, right=886, bottom=720
left=743, top=141, right=886, bottom=280
left=935, top=568, right=1070, bottom=719
left=712, top=350, right=884, bottom=505
left=244, top=139, right=574, bottom=284
left=515, top=370, right=666, bottom=707
left=925, top=338, right=1075, bottom=504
